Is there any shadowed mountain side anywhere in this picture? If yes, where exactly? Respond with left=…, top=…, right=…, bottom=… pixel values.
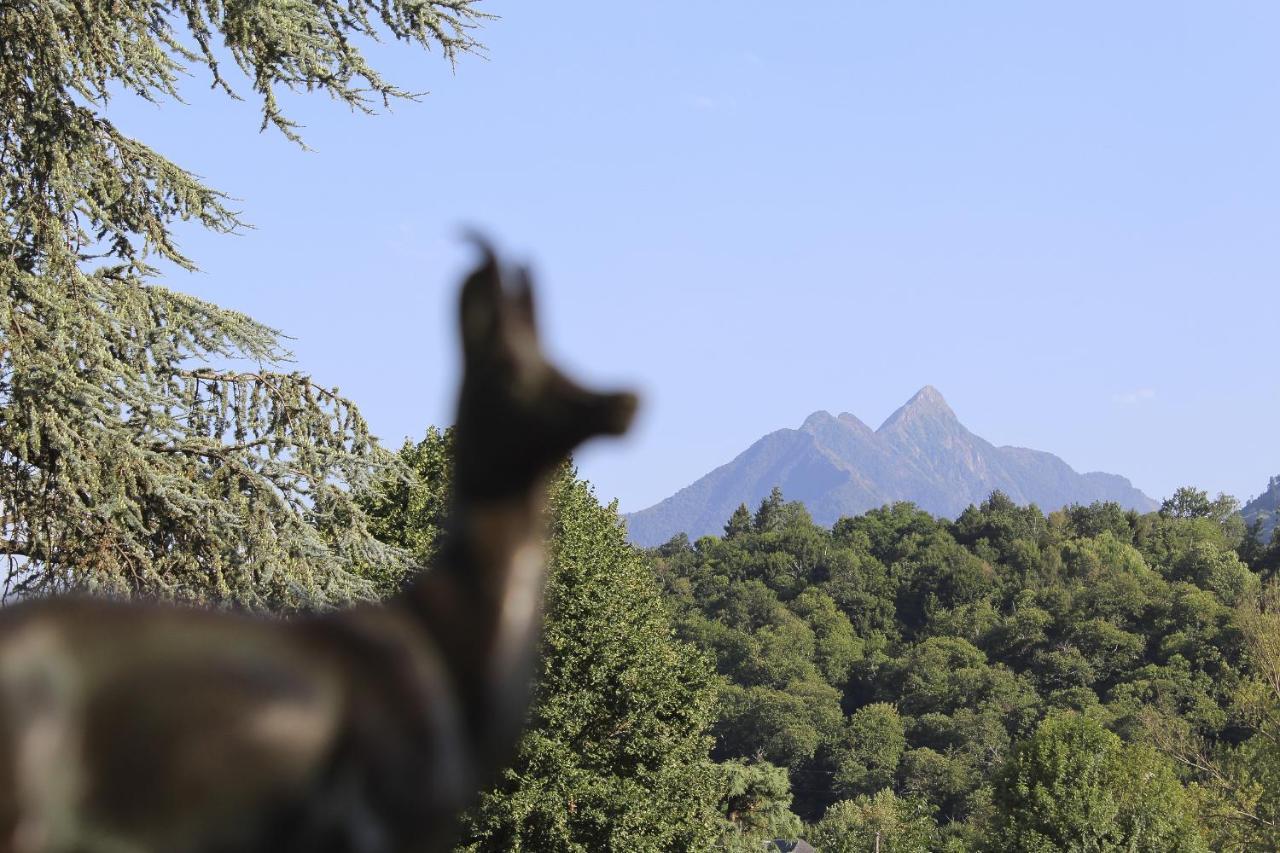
left=625, top=387, right=1157, bottom=547
left=1243, top=475, right=1280, bottom=541
left=624, top=429, right=859, bottom=549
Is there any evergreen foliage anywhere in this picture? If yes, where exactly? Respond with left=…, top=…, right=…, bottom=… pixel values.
left=0, top=0, right=487, bottom=607
left=725, top=503, right=752, bottom=539
left=713, top=759, right=804, bottom=851
left=364, top=430, right=725, bottom=852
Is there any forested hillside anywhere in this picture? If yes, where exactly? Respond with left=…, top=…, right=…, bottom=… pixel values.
left=649, top=487, right=1280, bottom=850
left=1244, top=475, right=1280, bottom=543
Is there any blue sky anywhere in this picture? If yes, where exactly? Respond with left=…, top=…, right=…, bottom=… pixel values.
left=112, top=1, right=1278, bottom=513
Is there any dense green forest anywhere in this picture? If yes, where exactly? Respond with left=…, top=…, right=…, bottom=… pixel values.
left=649, top=484, right=1280, bottom=850
left=368, top=431, right=1280, bottom=851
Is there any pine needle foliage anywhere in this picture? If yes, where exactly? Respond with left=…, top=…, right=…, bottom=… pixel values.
left=0, top=0, right=489, bottom=609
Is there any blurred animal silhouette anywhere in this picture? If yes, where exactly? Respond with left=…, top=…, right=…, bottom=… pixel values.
left=0, top=242, right=638, bottom=852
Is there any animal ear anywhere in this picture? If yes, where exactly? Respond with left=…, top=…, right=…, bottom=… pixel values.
left=459, top=241, right=502, bottom=353
left=511, top=265, right=537, bottom=334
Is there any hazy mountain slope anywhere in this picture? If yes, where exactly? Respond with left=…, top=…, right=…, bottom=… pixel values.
left=1243, top=475, right=1280, bottom=542
left=626, top=387, right=1156, bottom=546
left=623, top=428, right=856, bottom=547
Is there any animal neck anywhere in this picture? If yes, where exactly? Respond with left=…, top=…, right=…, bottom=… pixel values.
left=395, top=475, right=551, bottom=763
left=436, top=488, right=548, bottom=605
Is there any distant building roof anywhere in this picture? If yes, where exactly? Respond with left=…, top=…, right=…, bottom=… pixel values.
left=769, top=840, right=816, bottom=853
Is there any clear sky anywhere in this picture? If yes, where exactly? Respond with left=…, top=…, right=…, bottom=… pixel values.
left=111, top=1, right=1279, bottom=513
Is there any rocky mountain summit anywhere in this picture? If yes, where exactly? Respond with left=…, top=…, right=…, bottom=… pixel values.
left=626, top=387, right=1156, bottom=546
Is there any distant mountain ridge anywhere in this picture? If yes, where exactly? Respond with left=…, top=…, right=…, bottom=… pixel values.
left=626, top=387, right=1157, bottom=547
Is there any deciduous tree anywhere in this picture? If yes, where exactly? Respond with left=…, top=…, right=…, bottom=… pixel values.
left=809, top=790, right=938, bottom=853
left=990, top=712, right=1205, bottom=852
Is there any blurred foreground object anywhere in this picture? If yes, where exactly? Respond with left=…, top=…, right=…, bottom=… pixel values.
left=0, top=245, right=637, bottom=852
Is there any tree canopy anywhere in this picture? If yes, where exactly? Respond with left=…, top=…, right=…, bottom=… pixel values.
left=990, top=712, right=1204, bottom=852
left=0, top=0, right=487, bottom=608
left=650, top=487, right=1280, bottom=849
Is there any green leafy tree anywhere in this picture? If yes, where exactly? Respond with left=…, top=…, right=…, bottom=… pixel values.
left=952, top=491, right=1049, bottom=567
left=990, top=712, right=1206, bottom=852
left=1062, top=501, right=1137, bottom=543
left=898, top=747, right=975, bottom=821
left=716, top=682, right=837, bottom=770
left=833, top=703, right=906, bottom=798
left=1162, top=487, right=1219, bottom=520
left=809, top=790, right=938, bottom=853
left=790, top=588, right=863, bottom=688
left=1173, top=542, right=1259, bottom=607
left=833, top=502, right=940, bottom=566
left=1145, top=582, right=1280, bottom=850
left=1159, top=488, right=1246, bottom=546
left=358, top=426, right=454, bottom=590
left=884, top=637, right=993, bottom=717
left=0, top=0, right=488, bottom=607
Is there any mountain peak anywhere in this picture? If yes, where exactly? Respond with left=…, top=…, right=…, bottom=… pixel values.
left=801, top=410, right=875, bottom=437
left=624, top=385, right=1158, bottom=546
left=878, top=385, right=958, bottom=431
left=800, top=410, right=837, bottom=430
left=837, top=412, right=874, bottom=435
left=908, top=385, right=950, bottom=409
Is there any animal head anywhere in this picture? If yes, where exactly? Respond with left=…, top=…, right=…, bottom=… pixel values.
left=453, top=239, right=637, bottom=500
